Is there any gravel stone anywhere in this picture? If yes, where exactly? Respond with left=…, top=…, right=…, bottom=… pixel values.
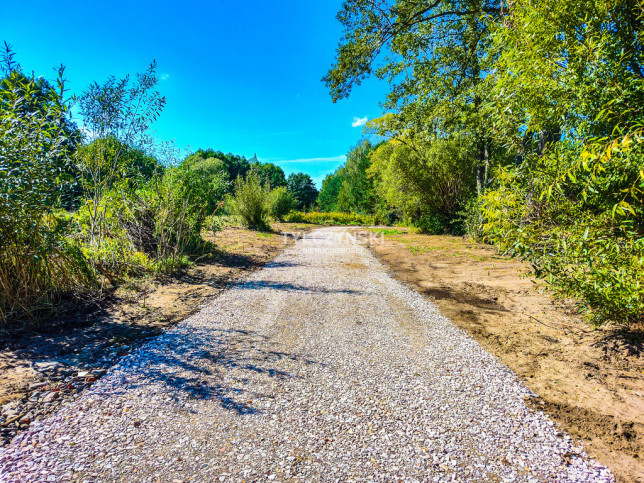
left=0, top=228, right=614, bottom=482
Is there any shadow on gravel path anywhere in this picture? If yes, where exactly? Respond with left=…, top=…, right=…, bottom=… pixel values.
left=117, top=326, right=321, bottom=416
left=242, top=280, right=362, bottom=294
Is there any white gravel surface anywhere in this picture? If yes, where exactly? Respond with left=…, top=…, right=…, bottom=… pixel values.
left=0, top=228, right=614, bottom=482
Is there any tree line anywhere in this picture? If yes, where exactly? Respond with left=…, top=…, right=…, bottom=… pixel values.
left=318, top=0, right=644, bottom=328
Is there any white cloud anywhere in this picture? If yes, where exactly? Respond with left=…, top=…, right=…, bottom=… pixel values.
left=160, top=73, right=170, bottom=80
left=352, top=116, right=368, bottom=127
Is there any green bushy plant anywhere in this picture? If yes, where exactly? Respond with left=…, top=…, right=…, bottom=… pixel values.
left=481, top=132, right=644, bottom=327
left=226, top=169, right=271, bottom=230
left=0, top=45, right=95, bottom=323
left=204, top=213, right=223, bottom=237
left=413, top=213, right=452, bottom=235
left=74, top=162, right=214, bottom=281
left=76, top=61, right=165, bottom=251
left=74, top=186, right=155, bottom=280
left=458, top=198, right=485, bottom=240
left=177, top=155, right=227, bottom=215
left=269, top=186, right=295, bottom=221
left=142, top=168, right=210, bottom=265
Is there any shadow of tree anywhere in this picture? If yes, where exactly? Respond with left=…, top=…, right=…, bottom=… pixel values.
left=241, top=280, right=361, bottom=294
left=266, top=261, right=301, bottom=269
left=115, top=326, right=321, bottom=415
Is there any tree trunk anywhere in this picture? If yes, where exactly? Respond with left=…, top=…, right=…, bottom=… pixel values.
left=476, top=137, right=490, bottom=196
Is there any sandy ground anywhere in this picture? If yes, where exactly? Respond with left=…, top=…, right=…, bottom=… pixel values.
left=0, top=223, right=313, bottom=440
left=361, top=228, right=644, bottom=483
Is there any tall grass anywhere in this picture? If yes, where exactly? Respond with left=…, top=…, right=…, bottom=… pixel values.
left=0, top=228, right=96, bottom=324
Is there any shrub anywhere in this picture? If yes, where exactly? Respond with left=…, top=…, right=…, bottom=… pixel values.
left=413, top=213, right=451, bottom=235
left=0, top=217, right=96, bottom=323
left=136, top=169, right=208, bottom=269
left=74, top=165, right=211, bottom=280
left=458, top=197, right=485, bottom=240
left=481, top=133, right=644, bottom=327
left=204, top=213, right=223, bottom=237
left=373, top=207, right=401, bottom=227
left=75, top=137, right=162, bottom=189
left=226, top=169, right=271, bottom=230
left=0, top=47, right=95, bottom=323
left=177, top=155, right=227, bottom=215
left=76, top=62, right=165, bottom=251
left=269, top=186, right=295, bottom=221
left=74, top=187, right=156, bottom=281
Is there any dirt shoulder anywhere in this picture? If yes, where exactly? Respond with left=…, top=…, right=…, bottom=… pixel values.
left=0, top=223, right=314, bottom=446
left=360, top=227, right=644, bottom=483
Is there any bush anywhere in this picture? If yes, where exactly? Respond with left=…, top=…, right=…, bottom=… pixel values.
left=0, top=219, right=96, bottom=323
left=458, top=197, right=485, bottom=240
left=226, top=169, right=271, bottom=230
left=138, top=168, right=209, bottom=267
left=269, top=187, right=295, bottom=221
left=0, top=49, right=95, bottom=323
left=74, top=186, right=155, bottom=280
left=373, top=207, right=401, bottom=227
left=481, top=133, right=644, bottom=327
left=413, top=213, right=451, bottom=235
left=177, top=155, right=227, bottom=215
left=0, top=51, right=212, bottom=323
left=74, top=165, right=211, bottom=281
left=204, top=213, right=223, bottom=237
left=75, top=137, right=163, bottom=190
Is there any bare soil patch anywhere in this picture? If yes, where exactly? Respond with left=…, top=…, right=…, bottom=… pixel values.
left=362, top=228, right=644, bottom=483
left=0, top=223, right=313, bottom=445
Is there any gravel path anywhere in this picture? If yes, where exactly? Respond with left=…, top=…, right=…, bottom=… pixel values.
left=0, top=228, right=614, bottom=482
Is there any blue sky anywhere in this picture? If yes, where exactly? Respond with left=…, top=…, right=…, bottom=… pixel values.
left=0, top=0, right=388, bottom=187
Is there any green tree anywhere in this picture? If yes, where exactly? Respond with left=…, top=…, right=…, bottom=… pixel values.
left=178, top=155, right=227, bottom=215
left=369, top=133, right=478, bottom=233
left=0, top=69, right=81, bottom=148
left=76, top=137, right=163, bottom=189
left=324, top=0, right=503, bottom=195
left=336, top=140, right=378, bottom=213
left=480, top=0, right=644, bottom=326
left=317, top=170, right=345, bottom=212
left=488, top=0, right=644, bottom=150
left=254, top=161, right=287, bottom=188
left=1, top=58, right=82, bottom=208
left=287, top=172, right=319, bottom=210
left=269, top=186, right=295, bottom=221
left=185, top=149, right=251, bottom=190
